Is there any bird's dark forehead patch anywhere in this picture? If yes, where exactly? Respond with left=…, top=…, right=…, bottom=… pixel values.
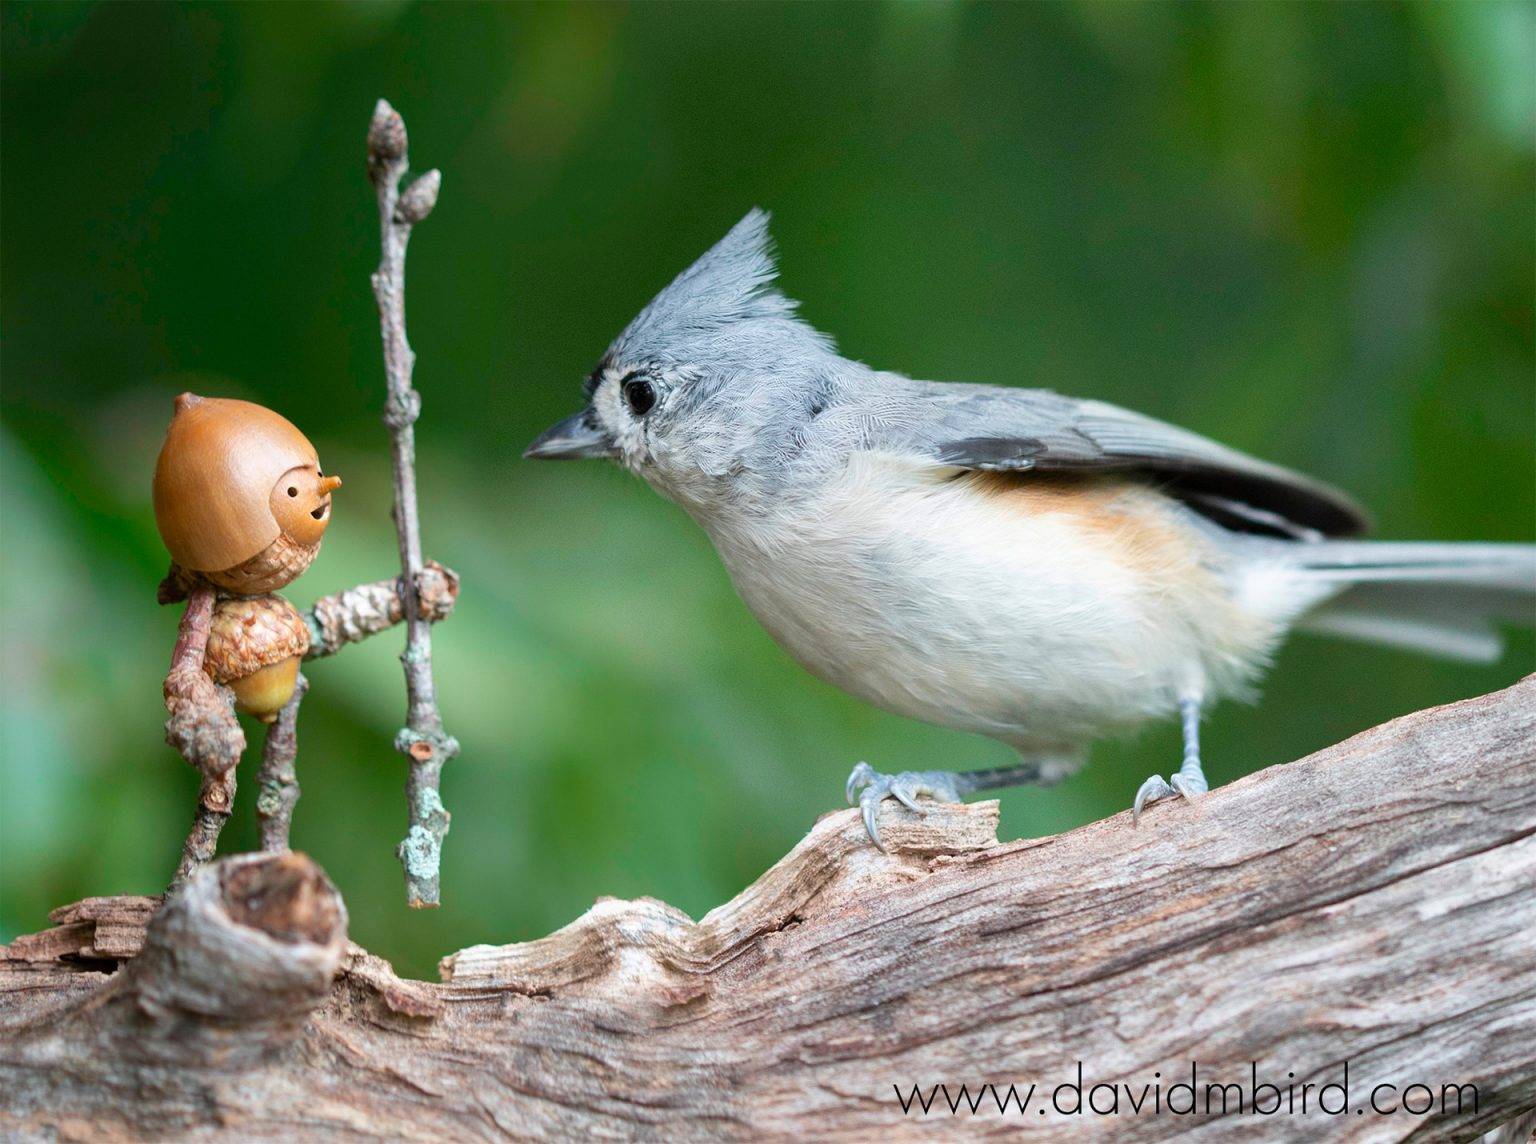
left=582, top=357, right=615, bottom=399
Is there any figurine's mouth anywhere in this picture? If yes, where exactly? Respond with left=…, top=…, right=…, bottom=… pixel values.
left=311, top=501, right=329, bottom=521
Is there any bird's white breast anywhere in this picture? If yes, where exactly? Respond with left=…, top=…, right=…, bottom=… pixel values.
left=698, top=453, right=1278, bottom=751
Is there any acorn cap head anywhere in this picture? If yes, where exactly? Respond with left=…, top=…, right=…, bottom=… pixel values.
left=153, top=393, right=325, bottom=573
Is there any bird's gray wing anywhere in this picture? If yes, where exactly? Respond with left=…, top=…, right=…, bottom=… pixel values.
left=883, top=384, right=1369, bottom=538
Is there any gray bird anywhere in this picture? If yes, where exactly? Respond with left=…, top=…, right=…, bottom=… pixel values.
left=526, top=210, right=1535, bottom=848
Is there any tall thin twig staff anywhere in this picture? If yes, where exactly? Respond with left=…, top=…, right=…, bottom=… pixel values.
left=366, top=99, right=458, bottom=907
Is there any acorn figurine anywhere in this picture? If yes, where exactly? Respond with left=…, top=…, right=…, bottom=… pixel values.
left=154, top=393, right=341, bottom=599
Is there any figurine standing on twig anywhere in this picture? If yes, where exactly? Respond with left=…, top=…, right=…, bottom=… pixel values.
left=155, top=393, right=340, bottom=884
left=153, top=98, right=459, bottom=906
left=154, top=392, right=458, bottom=888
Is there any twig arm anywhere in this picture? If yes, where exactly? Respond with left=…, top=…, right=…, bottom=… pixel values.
left=301, top=561, right=459, bottom=660
left=366, top=98, right=458, bottom=908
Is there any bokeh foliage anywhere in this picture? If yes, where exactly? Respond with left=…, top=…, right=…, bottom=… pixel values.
left=2, top=1, right=1531, bottom=978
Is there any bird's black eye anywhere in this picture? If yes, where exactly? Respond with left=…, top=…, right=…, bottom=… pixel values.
left=621, top=374, right=656, bottom=417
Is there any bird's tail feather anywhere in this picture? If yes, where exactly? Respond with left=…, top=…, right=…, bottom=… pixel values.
left=1290, top=541, right=1535, bottom=663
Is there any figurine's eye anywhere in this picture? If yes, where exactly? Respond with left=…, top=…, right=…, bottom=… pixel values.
left=621, top=374, right=656, bottom=417
left=287, top=487, right=298, bottom=497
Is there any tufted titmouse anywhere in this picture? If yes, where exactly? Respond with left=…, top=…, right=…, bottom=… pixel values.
left=527, top=210, right=1535, bottom=848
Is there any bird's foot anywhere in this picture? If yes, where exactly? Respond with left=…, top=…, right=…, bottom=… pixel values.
left=1131, top=768, right=1208, bottom=824
left=844, top=762, right=968, bottom=851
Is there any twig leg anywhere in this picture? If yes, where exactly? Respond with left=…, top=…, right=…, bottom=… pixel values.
left=256, top=673, right=309, bottom=851
left=173, top=772, right=237, bottom=888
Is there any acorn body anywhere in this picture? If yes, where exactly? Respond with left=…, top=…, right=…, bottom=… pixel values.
left=204, top=594, right=311, bottom=722
left=153, top=393, right=340, bottom=597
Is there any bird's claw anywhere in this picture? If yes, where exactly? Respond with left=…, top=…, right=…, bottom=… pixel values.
left=844, top=763, right=966, bottom=851
left=1132, top=770, right=1207, bottom=824
left=844, top=761, right=877, bottom=806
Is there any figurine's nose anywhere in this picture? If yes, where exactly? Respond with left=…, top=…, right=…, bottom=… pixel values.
left=319, top=475, right=342, bottom=494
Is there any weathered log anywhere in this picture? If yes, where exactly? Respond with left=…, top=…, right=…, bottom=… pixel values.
left=3, top=679, right=1533, bottom=1141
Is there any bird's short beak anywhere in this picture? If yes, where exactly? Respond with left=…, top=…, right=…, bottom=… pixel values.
left=523, top=410, right=616, bottom=460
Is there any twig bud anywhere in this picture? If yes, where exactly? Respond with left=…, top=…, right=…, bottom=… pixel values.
left=367, top=99, right=407, bottom=181
left=395, top=170, right=441, bottom=225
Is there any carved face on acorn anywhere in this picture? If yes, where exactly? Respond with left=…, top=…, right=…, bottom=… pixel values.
left=153, top=393, right=341, bottom=595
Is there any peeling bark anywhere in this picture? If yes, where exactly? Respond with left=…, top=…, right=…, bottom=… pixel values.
left=3, top=679, right=1533, bottom=1141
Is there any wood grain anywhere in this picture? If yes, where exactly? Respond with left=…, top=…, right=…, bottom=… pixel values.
left=3, top=678, right=1533, bottom=1141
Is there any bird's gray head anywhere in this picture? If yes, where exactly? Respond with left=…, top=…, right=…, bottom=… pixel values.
left=524, top=210, right=841, bottom=508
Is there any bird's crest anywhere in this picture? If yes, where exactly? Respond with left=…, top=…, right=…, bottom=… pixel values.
left=609, top=209, right=830, bottom=362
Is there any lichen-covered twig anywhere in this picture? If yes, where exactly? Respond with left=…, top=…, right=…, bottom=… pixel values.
left=302, top=561, right=459, bottom=661
left=366, top=99, right=458, bottom=908
left=164, top=584, right=246, bottom=886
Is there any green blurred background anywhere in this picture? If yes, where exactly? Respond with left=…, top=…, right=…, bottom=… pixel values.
left=3, top=1, right=1532, bottom=978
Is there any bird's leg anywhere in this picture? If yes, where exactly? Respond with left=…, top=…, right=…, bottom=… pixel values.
left=1132, top=693, right=1210, bottom=823
left=845, top=756, right=1077, bottom=851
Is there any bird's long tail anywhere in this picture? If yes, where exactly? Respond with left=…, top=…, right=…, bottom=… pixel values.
left=1286, top=541, right=1535, bottom=662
